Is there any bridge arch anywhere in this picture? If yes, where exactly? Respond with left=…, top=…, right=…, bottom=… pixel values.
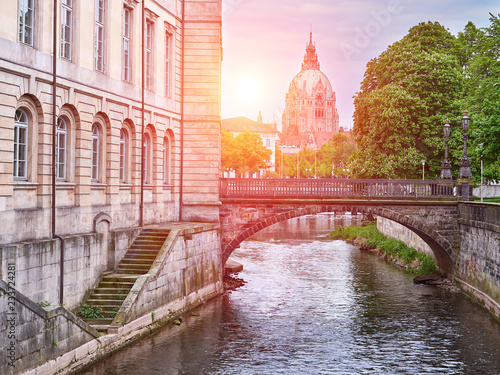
left=220, top=203, right=458, bottom=273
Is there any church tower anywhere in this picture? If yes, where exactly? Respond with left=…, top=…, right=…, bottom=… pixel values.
left=281, top=33, right=340, bottom=150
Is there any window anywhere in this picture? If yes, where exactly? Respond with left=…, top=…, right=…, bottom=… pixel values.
left=61, top=0, right=72, bottom=60
left=122, top=6, right=131, bottom=81
left=315, top=108, right=324, bottom=118
left=95, top=0, right=105, bottom=72
left=265, top=138, right=271, bottom=148
left=163, top=138, right=169, bottom=184
left=165, top=32, right=172, bottom=97
left=19, top=0, right=34, bottom=46
left=56, top=118, right=67, bottom=180
left=146, top=21, right=153, bottom=90
left=91, top=124, right=100, bottom=181
left=119, top=129, right=127, bottom=182
left=14, top=109, right=28, bottom=180
left=143, top=134, right=151, bottom=183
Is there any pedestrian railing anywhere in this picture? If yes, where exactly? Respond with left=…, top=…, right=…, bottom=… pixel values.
left=219, top=178, right=457, bottom=200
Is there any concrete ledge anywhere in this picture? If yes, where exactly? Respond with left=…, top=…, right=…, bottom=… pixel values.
left=453, top=275, right=500, bottom=320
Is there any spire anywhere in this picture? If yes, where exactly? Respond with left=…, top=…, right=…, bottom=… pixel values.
left=257, top=110, right=263, bottom=123
left=302, top=32, right=320, bottom=71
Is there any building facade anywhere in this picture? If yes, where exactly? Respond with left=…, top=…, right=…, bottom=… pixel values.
left=281, top=33, right=340, bottom=150
left=0, top=0, right=222, bottom=246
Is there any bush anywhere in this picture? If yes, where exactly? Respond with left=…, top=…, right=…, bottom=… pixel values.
left=330, top=222, right=438, bottom=275
left=79, top=304, right=106, bottom=319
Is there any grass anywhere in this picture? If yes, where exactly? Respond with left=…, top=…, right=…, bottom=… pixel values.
left=474, top=196, right=500, bottom=203
left=330, top=222, right=438, bottom=276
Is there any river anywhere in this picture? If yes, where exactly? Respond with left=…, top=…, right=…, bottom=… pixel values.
left=80, top=214, right=500, bottom=374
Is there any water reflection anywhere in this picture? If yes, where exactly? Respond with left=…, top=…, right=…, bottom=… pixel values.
left=80, top=214, right=500, bottom=375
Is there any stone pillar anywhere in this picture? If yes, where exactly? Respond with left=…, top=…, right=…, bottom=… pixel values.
left=457, top=178, right=473, bottom=201
left=180, top=0, right=222, bottom=223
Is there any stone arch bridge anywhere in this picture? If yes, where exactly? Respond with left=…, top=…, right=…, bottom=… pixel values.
left=219, top=178, right=464, bottom=273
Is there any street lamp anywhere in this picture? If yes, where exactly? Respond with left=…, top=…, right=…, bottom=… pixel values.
left=440, top=119, right=452, bottom=179
left=421, top=160, right=425, bottom=180
left=479, top=143, right=484, bottom=202
left=459, top=111, right=472, bottom=179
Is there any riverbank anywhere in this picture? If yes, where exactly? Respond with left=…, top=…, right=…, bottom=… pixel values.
left=329, top=222, right=438, bottom=276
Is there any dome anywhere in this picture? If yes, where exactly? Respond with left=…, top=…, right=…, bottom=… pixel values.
left=289, top=69, right=333, bottom=98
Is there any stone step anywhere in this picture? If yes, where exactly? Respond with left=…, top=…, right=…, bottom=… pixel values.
left=98, top=305, right=122, bottom=313
left=135, top=234, right=168, bottom=241
left=85, top=318, right=114, bottom=325
left=115, top=268, right=148, bottom=275
left=129, top=244, right=163, bottom=251
left=86, top=298, right=123, bottom=306
left=131, top=236, right=165, bottom=244
left=91, top=287, right=132, bottom=295
left=141, top=229, right=170, bottom=235
left=126, top=250, right=160, bottom=257
left=101, top=274, right=138, bottom=282
left=98, top=281, right=135, bottom=290
left=93, top=325, right=112, bottom=332
left=123, top=252, right=158, bottom=259
left=116, top=262, right=151, bottom=271
left=120, top=257, right=155, bottom=265
left=90, top=292, right=128, bottom=300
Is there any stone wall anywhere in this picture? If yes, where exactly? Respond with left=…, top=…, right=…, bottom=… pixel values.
left=377, top=217, right=435, bottom=260
left=473, top=185, right=500, bottom=199
left=0, top=280, right=98, bottom=375
left=455, top=202, right=500, bottom=313
left=0, top=228, right=140, bottom=312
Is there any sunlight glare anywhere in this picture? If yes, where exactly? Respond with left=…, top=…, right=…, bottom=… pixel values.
left=236, top=77, right=260, bottom=103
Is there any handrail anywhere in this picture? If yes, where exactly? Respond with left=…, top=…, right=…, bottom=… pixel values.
left=219, top=178, right=457, bottom=200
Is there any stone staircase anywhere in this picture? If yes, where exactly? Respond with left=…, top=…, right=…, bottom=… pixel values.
left=79, top=228, right=171, bottom=331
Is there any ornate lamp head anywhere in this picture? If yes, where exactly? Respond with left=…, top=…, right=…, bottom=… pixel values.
left=462, top=111, right=470, bottom=133
left=443, top=119, right=451, bottom=138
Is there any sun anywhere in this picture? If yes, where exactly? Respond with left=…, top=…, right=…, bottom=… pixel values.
left=236, top=77, right=260, bottom=103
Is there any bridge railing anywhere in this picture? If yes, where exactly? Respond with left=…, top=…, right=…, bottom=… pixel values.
left=219, top=178, right=458, bottom=200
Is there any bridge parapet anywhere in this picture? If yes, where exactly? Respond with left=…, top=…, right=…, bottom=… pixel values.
left=220, top=178, right=457, bottom=200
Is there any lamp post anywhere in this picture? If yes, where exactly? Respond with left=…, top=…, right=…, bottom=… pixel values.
left=458, top=111, right=473, bottom=201
left=459, top=111, right=472, bottom=179
left=479, top=143, right=484, bottom=202
left=440, top=119, right=452, bottom=179
left=421, top=160, right=425, bottom=180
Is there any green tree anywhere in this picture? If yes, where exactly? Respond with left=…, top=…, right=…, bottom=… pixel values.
left=458, top=14, right=500, bottom=181
left=221, top=130, right=272, bottom=177
left=317, top=133, right=356, bottom=178
left=351, top=22, right=463, bottom=179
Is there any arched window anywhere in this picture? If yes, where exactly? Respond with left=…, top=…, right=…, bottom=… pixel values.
left=91, top=124, right=100, bottom=181
left=143, top=134, right=151, bottom=184
left=56, top=117, right=67, bottom=180
left=119, top=129, right=127, bottom=182
left=163, top=138, right=169, bottom=184
left=14, top=109, right=29, bottom=180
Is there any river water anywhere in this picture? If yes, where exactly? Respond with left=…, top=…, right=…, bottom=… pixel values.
left=80, top=214, right=500, bottom=375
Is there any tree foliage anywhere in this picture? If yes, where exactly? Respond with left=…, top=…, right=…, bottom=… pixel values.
left=221, top=130, right=272, bottom=176
left=458, top=14, right=500, bottom=181
left=351, top=22, right=463, bottom=179
left=277, top=133, right=356, bottom=178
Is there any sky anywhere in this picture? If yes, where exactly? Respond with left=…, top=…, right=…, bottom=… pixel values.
left=221, top=0, right=500, bottom=130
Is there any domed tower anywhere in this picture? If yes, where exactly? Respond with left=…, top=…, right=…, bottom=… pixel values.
left=281, top=33, right=340, bottom=149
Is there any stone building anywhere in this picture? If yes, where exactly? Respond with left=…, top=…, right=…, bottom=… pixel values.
left=0, top=0, right=221, bottom=307
left=281, top=33, right=340, bottom=150
left=222, top=111, right=279, bottom=177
